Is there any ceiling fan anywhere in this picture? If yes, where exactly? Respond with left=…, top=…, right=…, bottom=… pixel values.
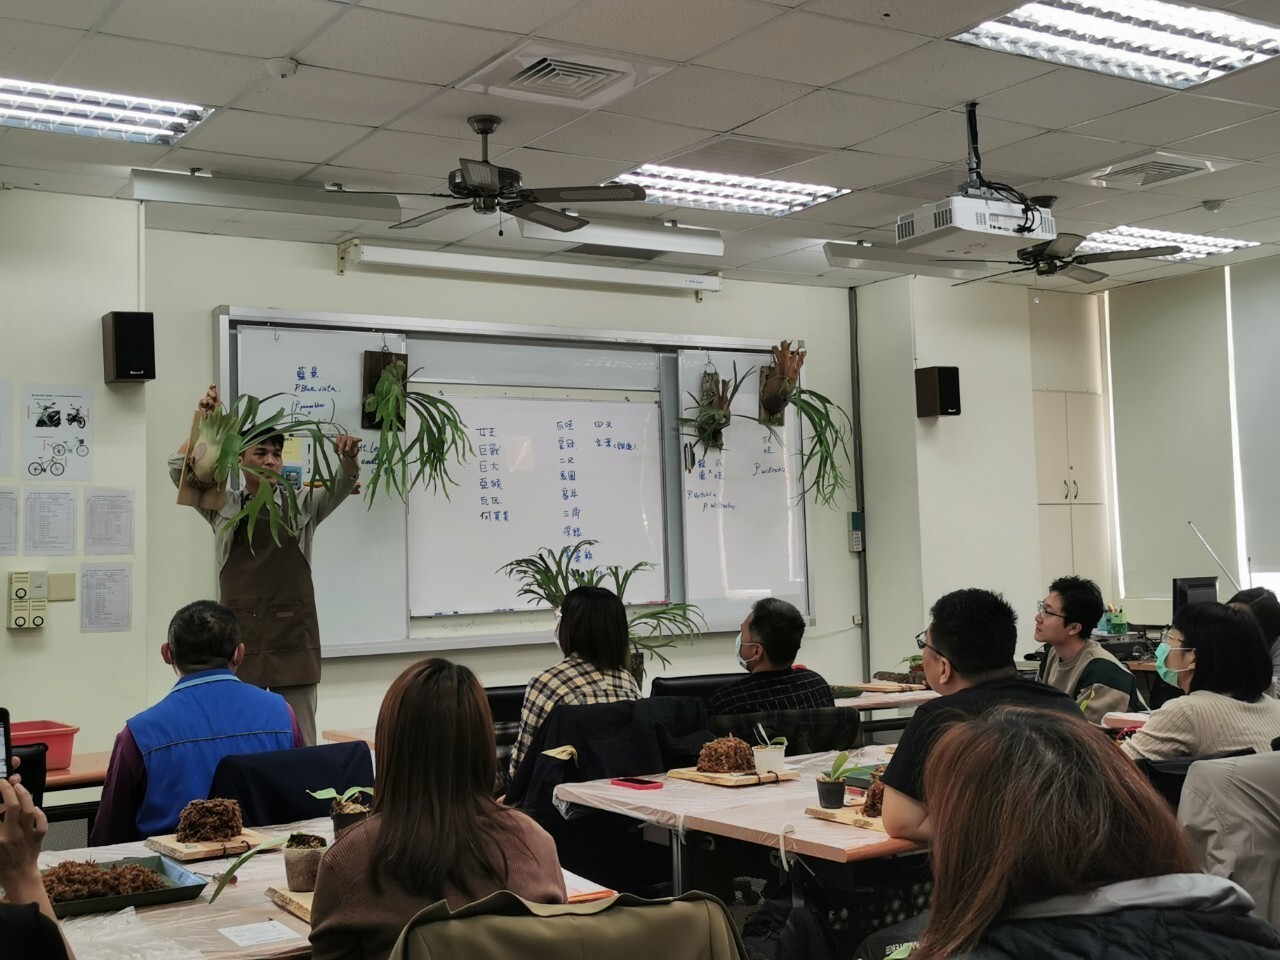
left=325, top=114, right=646, bottom=232
left=823, top=103, right=1182, bottom=286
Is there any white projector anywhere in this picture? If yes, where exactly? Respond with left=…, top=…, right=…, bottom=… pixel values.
left=895, top=195, right=1055, bottom=257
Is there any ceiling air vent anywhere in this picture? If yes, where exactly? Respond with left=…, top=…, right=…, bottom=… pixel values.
left=1068, top=152, right=1237, bottom=190
left=458, top=40, right=672, bottom=109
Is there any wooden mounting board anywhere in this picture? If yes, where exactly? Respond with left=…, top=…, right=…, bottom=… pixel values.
left=668, top=767, right=800, bottom=787
left=266, top=886, right=314, bottom=923
left=804, top=805, right=887, bottom=833
left=144, top=829, right=276, bottom=862
left=850, top=682, right=927, bottom=693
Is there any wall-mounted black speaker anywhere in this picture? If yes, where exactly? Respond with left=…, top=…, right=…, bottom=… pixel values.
left=102, top=312, right=155, bottom=383
left=915, top=365, right=960, bottom=418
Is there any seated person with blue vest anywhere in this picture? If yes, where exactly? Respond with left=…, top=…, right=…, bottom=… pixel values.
left=708, top=597, right=834, bottom=715
left=90, top=600, right=303, bottom=845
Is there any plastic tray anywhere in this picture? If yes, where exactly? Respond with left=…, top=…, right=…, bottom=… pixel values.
left=48, top=855, right=208, bottom=918
left=11, top=720, right=79, bottom=770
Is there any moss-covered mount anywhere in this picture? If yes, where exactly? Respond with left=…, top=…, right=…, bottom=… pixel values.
left=679, top=362, right=753, bottom=458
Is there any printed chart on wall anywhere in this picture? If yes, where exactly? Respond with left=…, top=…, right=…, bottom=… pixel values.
left=409, top=391, right=666, bottom=617
left=21, top=384, right=93, bottom=481
left=678, top=350, right=808, bottom=623
left=235, top=327, right=409, bottom=650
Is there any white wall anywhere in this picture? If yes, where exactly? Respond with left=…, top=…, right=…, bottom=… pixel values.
left=0, top=191, right=149, bottom=752
left=857, top=276, right=1045, bottom=668
left=143, top=226, right=861, bottom=740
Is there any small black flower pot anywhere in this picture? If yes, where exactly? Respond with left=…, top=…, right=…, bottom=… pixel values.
left=815, top=779, right=846, bottom=810
left=331, top=810, right=369, bottom=839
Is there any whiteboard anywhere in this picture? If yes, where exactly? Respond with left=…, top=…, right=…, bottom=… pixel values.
left=679, top=350, right=809, bottom=623
left=236, top=327, right=408, bottom=649
left=409, top=391, right=666, bottom=616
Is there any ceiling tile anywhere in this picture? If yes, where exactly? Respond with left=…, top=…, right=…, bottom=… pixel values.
left=1232, top=185, right=1280, bottom=210
left=100, top=0, right=338, bottom=58
left=1015, top=178, right=1121, bottom=209
left=1226, top=0, right=1280, bottom=23
left=489, top=147, right=631, bottom=187
left=1194, top=58, right=1280, bottom=110
left=0, top=0, right=112, bottom=29
left=0, top=126, right=167, bottom=172
left=769, top=150, right=939, bottom=189
left=0, top=19, right=87, bottom=81
left=390, top=91, right=583, bottom=145
left=454, top=223, right=570, bottom=252
left=737, top=90, right=933, bottom=148
left=854, top=110, right=1043, bottom=162
left=299, top=9, right=518, bottom=86
left=214, top=220, right=348, bottom=243
left=694, top=13, right=925, bottom=87
left=1060, top=192, right=1198, bottom=225
left=1205, top=216, right=1280, bottom=242
left=739, top=246, right=835, bottom=273
left=972, top=69, right=1166, bottom=129
left=528, top=113, right=713, bottom=163
left=833, top=39, right=1058, bottom=109
left=1202, top=243, right=1280, bottom=267
left=56, top=34, right=264, bottom=103
left=534, top=0, right=782, bottom=62
left=180, top=110, right=372, bottom=164
left=1169, top=114, right=1280, bottom=162
left=0, top=163, right=127, bottom=196
left=328, top=129, right=481, bottom=178
left=789, top=189, right=920, bottom=227
left=155, top=150, right=316, bottom=180
left=736, top=217, right=859, bottom=246
left=800, top=0, right=1026, bottom=38
left=312, top=165, right=447, bottom=195
left=981, top=132, right=1146, bottom=180
left=1132, top=202, right=1276, bottom=233
left=609, top=65, right=811, bottom=131
left=363, top=0, right=581, bottom=32
left=722, top=267, right=810, bottom=283
left=1069, top=94, right=1271, bottom=146
left=1147, top=162, right=1280, bottom=199
left=234, top=67, right=437, bottom=127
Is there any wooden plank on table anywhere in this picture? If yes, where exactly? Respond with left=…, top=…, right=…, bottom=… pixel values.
left=266, top=886, right=314, bottom=923
left=667, top=767, right=800, bottom=787
left=804, top=805, right=887, bottom=833
left=144, top=829, right=277, bottom=862
left=849, top=682, right=928, bottom=693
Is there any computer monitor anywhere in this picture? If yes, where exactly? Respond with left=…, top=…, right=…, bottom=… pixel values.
left=1172, top=576, right=1218, bottom=617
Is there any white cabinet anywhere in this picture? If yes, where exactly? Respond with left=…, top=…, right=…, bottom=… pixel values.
left=1038, top=503, right=1112, bottom=591
left=1033, top=391, right=1105, bottom=505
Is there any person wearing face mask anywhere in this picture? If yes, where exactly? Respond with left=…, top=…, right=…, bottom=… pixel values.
left=707, top=597, right=834, bottom=715
left=90, top=600, right=303, bottom=845
left=1122, top=601, right=1280, bottom=762
left=509, top=586, right=640, bottom=779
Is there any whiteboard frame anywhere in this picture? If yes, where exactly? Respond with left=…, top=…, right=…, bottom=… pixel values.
left=216, top=306, right=815, bottom=655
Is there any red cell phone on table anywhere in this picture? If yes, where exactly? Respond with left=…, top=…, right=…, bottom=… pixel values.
left=611, top=776, right=663, bottom=790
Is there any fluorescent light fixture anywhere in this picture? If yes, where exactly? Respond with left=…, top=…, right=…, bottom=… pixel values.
left=125, top=169, right=402, bottom=222
left=953, top=0, right=1280, bottom=90
left=615, top=164, right=851, bottom=216
left=342, top=241, right=721, bottom=292
left=1078, top=225, right=1260, bottom=261
left=517, top=216, right=725, bottom=256
left=0, top=77, right=210, bottom=144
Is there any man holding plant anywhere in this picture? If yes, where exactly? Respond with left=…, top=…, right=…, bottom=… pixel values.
left=170, top=384, right=360, bottom=744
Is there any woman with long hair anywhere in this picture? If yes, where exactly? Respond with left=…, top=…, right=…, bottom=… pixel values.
left=896, top=707, right=1280, bottom=959
left=310, top=658, right=566, bottom=960
left=1122, top=601, right=1280, bottom=761
left=509, top=585, right=640, bottom=778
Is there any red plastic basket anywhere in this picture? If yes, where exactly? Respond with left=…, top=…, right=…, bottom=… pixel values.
left=11, top=720, right=79, bottom=771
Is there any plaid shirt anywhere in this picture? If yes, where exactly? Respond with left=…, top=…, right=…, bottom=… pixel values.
left=509, top=655, right=640, bottom=778
left=708, top=667, right=834, bottom=716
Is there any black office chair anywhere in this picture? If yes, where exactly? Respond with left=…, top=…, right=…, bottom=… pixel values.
left=486, top=684, right=527, bottom=798
left=1135, top=747, right=1255, bottom=810
left=649, top=673, right=742, bottom=709
left=12, top=743, right=48, bottom=809
left=208, top=741, right=374, bottom=827
left=709, top=706, right=864, bottom=755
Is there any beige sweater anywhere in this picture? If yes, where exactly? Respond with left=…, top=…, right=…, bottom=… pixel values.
left=1122, top=689, right=1280, bottom=762
left=309, top=810, right=566, bottom=960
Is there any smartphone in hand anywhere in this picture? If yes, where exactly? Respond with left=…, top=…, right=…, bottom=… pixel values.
left=0, top=707, right=11, bottom=780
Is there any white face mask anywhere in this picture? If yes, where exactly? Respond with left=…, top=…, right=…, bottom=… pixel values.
left=735, top=631, right=756, bottom=671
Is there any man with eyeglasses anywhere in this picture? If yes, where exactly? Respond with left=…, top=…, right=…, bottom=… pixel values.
left=880, top=588, right=1077, bottom=843
left=1035, top=575, right=1145, bottom=724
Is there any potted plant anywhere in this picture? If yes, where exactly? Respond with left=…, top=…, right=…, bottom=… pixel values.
left=362, top=358, right=472, bottom=504
left=816, top=751, right=858, bottom=810
left=499, top=539, right=706, bottom=682
left=207, top=831, right=328, bottom=902
left=753, top=724, right=788, bottom=775
left=177, top=392, right=350, bottom=544
left=308, top=786, right=373, bottom=838
left=873, top=655, right=929, bottom=688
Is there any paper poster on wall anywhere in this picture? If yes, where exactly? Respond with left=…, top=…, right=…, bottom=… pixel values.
left=21, top=383, right=94, bottom=481
left=24, top=487, right=75, bottom=555
left=0, top=378, right=13, bottom=477
left=80, top=563, right=131, bottom=633
left=0, top=486, right=17, bottom=556
left=85, top=487, right=134, bottom=555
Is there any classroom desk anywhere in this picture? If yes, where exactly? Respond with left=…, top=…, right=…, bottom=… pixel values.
left=43, top=817, right=326, bottom=959
left=835, top=690, right=939, bottom=711
left=554, top=747, right=922, bottom=894
left=321, top=728, right=373, bottom=746
left=1130, top=661, right=1157, bottom=671
left=46, top=751, right=112, bottom=792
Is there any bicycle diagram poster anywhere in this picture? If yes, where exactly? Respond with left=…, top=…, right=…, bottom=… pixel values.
left=21, top=383, right=94, bottom=481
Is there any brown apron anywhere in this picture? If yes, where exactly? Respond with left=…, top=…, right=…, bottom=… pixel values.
left=219, top=512, right=321, bottom=689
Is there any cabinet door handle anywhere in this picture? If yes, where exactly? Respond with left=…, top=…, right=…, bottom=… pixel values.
left=1063, top=480, right=1070, bottom=500
left=1073, top=480, right=1079, bottom=500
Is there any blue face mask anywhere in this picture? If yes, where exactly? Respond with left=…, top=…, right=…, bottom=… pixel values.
left=1155, top=641, right=1190, bottom=687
